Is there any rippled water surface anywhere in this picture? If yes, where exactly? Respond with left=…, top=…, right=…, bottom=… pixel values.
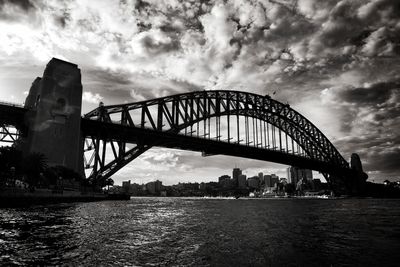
left=1, top=198, right=400, bottom=266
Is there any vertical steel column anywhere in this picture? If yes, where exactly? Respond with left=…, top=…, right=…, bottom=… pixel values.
left=263, top=120, right=267, bottom=148
left=252, top=116, right=255, bottom=146
left=190, top=97, right=194, bottom=136
left=101, top=140, right=106, bottom=168
left=259, top=118, right=262, bottom=147
left=245, top=115, right=249, bottom=145
left=291, top=138, right=295, bottom=155
left=196, top=98, right=199, bottom=138
left=255, top=117, right=258, bottom=147
left=216, top=93, right=220, bottom=140
left=272, top=124, right=276, bottom=150
left=207, top=96, right=211, bottom=139
left=227, top=93, right=230, bottom=143
left=285, top=131, right=289, bottom=153
left=93, top=137, right=100, bottom=178
left=236, top=92, right=240, bottom=143
left=203, top=94, right=207, bottom=138
left=267, top=121, right=270, bottom=148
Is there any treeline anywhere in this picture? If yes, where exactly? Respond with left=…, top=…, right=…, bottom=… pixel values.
left=0, top=146, right=86, bottom=188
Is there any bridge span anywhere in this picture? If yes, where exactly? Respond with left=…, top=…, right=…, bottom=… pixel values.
left=0, top=58, right=367, bottom=194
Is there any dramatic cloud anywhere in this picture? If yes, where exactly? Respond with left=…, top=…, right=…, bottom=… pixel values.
left=0, top=0, right=399, bottom=183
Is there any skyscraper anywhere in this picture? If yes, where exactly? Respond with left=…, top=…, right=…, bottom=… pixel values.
left=238, top=174, right=247, bottom=189
left=232, top=167, right=242, bottom=186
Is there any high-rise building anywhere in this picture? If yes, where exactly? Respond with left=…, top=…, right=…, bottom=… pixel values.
left=238, top=174, right=247, bottom=189
left=264, top=175, right=272, bottom=187
left=258, top=172, right=263, bottom=180
left=232, top=168, right=242, bottom=186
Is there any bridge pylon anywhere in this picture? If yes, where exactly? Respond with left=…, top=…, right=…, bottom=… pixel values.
left=21, top=58, right=84, bottom=176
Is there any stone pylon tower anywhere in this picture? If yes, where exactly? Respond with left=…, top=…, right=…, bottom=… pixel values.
left=23, top=58, right=83, bottom=176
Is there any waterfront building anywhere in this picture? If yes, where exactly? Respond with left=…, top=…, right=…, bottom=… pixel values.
left=145, top=180, right=163, bottom=195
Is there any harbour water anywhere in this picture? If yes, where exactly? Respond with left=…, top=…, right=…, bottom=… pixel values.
left=1, top=197, right=400, bottom=266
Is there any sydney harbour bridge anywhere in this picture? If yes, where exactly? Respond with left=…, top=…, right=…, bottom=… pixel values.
left=0, top=58, right=367, bottom=194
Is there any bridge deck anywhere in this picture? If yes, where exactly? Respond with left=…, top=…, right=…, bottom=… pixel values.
left=81, top=118, right=353, bottom=176
left=0, top=104, right=27, bottom=127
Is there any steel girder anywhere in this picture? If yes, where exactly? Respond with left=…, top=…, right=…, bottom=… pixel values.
left=83, top=90, right=350, bottom=184
left=0, top=124, right=20, bottom=143
left=0, top=103, right=27, bottom=145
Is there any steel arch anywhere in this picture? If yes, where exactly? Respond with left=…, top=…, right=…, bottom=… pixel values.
left=83, top=90, right=349, bottom=184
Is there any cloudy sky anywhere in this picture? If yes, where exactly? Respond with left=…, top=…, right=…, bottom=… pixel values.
left=0, top=0, right=399, bottom=184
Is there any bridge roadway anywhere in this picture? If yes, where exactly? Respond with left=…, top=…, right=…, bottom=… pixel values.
left=81, top=118, right=354, bottom=177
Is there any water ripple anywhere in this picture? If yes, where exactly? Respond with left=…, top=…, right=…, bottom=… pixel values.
left=1, top=198, right=400, bottom=266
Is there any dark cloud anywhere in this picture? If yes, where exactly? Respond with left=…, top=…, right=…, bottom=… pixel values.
left=140, top=34, right=181, bottom=55
left=0, top=0, right=34, bottom=11
left=326, top=79, right=400, bottom=180
left=0, top=0, right=36, bottom=22
left=338, top=81, right=399, bottom=105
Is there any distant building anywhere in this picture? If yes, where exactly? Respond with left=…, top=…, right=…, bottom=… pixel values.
left=258, top=172, right=263, bottom=180
left=146, top=180, right=163, bottom=195
left=264, top=175, right=272, bottom=187
left=122, top=180, right=131, bottom=193
left=247, top=176, right=260, bottom=190
left=238, top=174, right=247, bottom=189
left=271, top=174, right=279, bottom=187
left=146, top=181, right=156, bottom=195
left=218, top=175, right=231, bottom=184
left=232, top=168, right=242, bottom=186
left=304, top=169, right=313, bottom=181
left=155, top=180, right=163, bottom=192
left=287, top=167, right=313, bottom=185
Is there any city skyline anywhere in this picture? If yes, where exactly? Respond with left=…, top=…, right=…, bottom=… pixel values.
left=0, top=0, right=399, bottom=184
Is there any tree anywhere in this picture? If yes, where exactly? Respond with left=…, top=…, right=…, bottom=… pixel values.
left=22, top=152, right=48, bottom=186
left=105, top=178, right=114, bottom=190
left=0, top=146, right=22, bottom=175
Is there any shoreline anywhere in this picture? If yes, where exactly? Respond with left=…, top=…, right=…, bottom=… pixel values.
left=0, top=188, right=130, bottom=208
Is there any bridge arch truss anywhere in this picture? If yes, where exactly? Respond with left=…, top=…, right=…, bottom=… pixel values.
left=82, top=90, right=349, bottom=185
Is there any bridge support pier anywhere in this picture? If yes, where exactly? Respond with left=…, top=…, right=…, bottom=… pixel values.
left=22, top=58, right=84, bottom=177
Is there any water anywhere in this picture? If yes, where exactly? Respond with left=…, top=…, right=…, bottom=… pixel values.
left=1, top=198, right=400, bottom=266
